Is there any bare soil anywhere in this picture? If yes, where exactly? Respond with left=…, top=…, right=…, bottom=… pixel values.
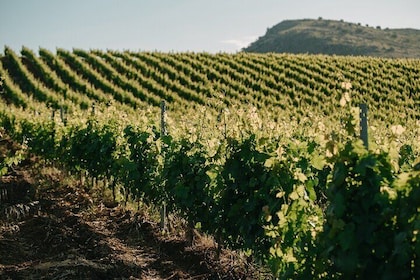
left=0, top=135, right=269, bottom=279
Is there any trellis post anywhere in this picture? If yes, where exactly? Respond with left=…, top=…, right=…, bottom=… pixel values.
left=161, top=101, right=167, bottom=137
left=359, top=103, right=368, bottom=149
left=160, top=101, right=167, bottom=232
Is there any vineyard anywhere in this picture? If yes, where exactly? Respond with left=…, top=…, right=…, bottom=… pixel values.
left=0, top=47, right=419, bottom=279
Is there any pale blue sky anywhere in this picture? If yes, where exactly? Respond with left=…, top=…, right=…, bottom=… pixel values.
left=1, top=0, right=419, bottom=53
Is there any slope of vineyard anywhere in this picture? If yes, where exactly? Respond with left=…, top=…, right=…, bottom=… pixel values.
left=1, top=47, right=419, bottom=279
left=1, top=47, right=419, bottom=125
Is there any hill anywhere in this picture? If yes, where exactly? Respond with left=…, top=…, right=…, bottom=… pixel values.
left=243, top=19, right=420, bottom=58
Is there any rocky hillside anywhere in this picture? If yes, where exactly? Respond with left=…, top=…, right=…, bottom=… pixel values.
left=243, top=19, right=420, bottom=58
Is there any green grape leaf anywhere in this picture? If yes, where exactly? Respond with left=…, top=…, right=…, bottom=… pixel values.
left=289, top=191, right=299, bottom=200
left=0, top=166, right=8, bottom=176
left=306, top=180, right=317, bottom=201
left=296, top=172, right=307, bottom=183
left=311, top=153, right=327, bottom=170
left=206, top=169, right=218, bottom=181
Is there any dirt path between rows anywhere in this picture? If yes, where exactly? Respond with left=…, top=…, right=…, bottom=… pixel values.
left=0, top=136, right=268, bottom=279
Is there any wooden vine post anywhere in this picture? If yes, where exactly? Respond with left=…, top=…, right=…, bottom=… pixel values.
left=160, top=101, right=168, bottom=232
left=359, top=103, right=368, bottom=149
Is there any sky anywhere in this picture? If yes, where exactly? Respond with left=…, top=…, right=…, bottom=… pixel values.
left=1, top=0, right=419, bottom=53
